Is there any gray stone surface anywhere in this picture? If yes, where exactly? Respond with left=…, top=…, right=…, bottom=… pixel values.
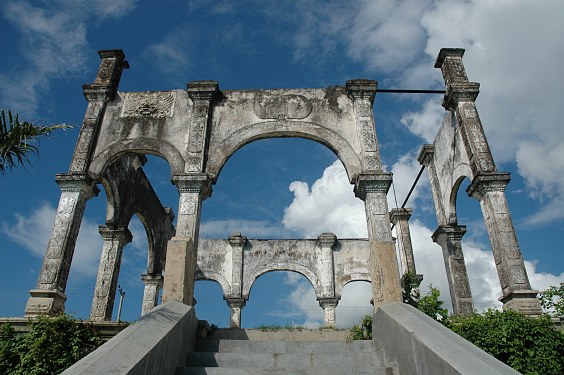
left=373, top=302, right=521, bottom=375
left=61, top=301, right=197, bottom=375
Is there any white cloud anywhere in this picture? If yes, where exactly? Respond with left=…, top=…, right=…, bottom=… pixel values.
left=1, top=203, right=102, bottom=278
left=400, top=99, right=445, bottom=143
left=0, top=1, right=135, bottom=116
left=280, top=160, right=564, bottom=325
left=388, top=152, right=427, bottom=209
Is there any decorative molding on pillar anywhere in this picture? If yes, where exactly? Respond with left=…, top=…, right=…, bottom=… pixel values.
left=345, top=79, right=377, bottom=104
left=55, top=174, right=99, bottom=198
left=354, top=173, right=393, bottom=200
left=417, top=144, right=434, bottom=167
left=228, top=232, right=248, bottom=247
left=98, top=225, right=133, bottom=244
left=187, top=80, right=220, bottom=101
left=172, top=174, right=212, bottom=199
left=466, top=172, right=510, bottom=200
left=442, top=83, right=480, bottom=111
left=432, top=224, right=467, bottom=243
left=224, top=297, right=247, bottom=309
left=500, top=290, right=542, bottom=317
left=317, top=232, right=337, bottom=249
left=389, top=208, right=412, bottom=224
left=83, top=49, right=129, bottom=101
left=318, top=297, right=340, bottom=308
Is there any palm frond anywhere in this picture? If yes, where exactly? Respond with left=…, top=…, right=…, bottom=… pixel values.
left=0, top=110, right=74, bottom=174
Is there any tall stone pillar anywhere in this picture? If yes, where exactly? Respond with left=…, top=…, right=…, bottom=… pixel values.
left=140, top=274, right=164, bottom=316
left=390, top=208, right=417, bottom=275
left=25, top=175, right=99, bottom=316
left=436, top=48, right=541, bottom=315
left=432, top=225, right=474, bottom=316
left=318, top=297, right=340, bottom=328
left=318, top=233, right=337, bottom=297
left=162, top=174, right=211, bottom=305
left=355, top=174, right=402, bottom=309
left=225, top=298, right=246, bottom=328
left=467, top=174, right=541, bottom=315
left=90, top=225, right=132, bottom=321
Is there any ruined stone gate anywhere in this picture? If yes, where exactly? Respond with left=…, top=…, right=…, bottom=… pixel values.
left=24, top=48, right=541, bottom=327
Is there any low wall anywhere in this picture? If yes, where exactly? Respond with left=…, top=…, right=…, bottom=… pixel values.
left=62, top=301, right=198, bottom=375
left=373, top=303, right=521, bottom=375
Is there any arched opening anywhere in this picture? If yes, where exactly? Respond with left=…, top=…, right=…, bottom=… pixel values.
left=194, top=280, right=230, bottom=327
left=336, top=281, right=373, bottom=328
left=244, top=271, right=322, bottom=328
left=453, top=176, right=501, bottom=311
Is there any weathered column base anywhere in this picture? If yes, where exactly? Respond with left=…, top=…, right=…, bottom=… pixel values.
left=370, top=240, right=403, bottom=310
left=141, top=274, right=164, bottom=316
left=162, top=237, right=196, bottom=306
left=225, top=297, right=246, bottom=328
left=500, top=290, right=542, bottom=316
left=25, top=289, right=66, bottom=317
left=318, top=297, right=340, bottom=328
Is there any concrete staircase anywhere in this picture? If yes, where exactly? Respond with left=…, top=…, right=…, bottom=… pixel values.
left=177, top=328, right=396, bottom=374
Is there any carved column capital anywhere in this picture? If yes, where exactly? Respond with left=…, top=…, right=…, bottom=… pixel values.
left=172, top=174, right=213, bottom=199
left=228, top=232, right=248, bottom=247
left=434, top=48, right=467, bottom=84
left=317, top=297, right=340, bottom=308
left=55, top=174, right=99, bottom=199
left=432, top=224, right=467, bottom=243
left=141, top=273, right=164, bottom=286
left=390, top=208, right=412, bottom=224
left=317, top=232, right=337, bottom=249
left=354, top=173, right=393, bottom=200
left=224, top=297, right=247, bottom=309
left=442, top=82, right=480, bottom=111
left=346, top=79, right=377, bottom=104
left=82, top=49, right=129, bottom=101
left=417, top=144, right=434, bottom=167
left=187, top=80, right=220, bottom=101
left=466, top=172, right=510, bottom=200
left=98, top=225, right=133, bottom=244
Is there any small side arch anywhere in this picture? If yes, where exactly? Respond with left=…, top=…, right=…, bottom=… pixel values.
left=242, top=263, right=322, bottom=299
left=207, top=120, right=362, bottom=183
left=335, top=274, right=371, bottom=298
left=89, top=138, right=185, bottom=179
left=448, top=175, right=472, bottom=225
left=195, top=270, right=232, bottom=298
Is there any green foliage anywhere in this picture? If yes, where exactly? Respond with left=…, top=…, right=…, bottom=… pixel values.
left=540, top=282, right=564, bottom=317
left=401, top=271, right=422, bottom=308
left=0, top=110, right=72, bottom=174
left=450, top=310, right=564, bottom=375
left=348, top=315, right=372, bottom=340
left=417, top=285, right=449, bottom=324
left=0, top=314, right=101, bottom=375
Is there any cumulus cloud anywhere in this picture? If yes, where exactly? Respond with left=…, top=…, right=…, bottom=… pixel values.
left=1, top=203, right=102, bottom=277
left=281, top=159, right=564, bottom=326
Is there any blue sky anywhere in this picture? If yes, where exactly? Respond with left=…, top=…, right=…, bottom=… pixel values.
left=1, top=0, right=563, bottom=328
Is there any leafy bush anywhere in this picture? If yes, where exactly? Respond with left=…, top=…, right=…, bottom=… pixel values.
left=540, top=282, right=564, bottom=317
left=450, top=310, right=564, bottom=375
left=416, top=285, right=449, bottom=324
left=0, top=314, right=101, bottom=375
left=348, top=315, right=372, bottom=340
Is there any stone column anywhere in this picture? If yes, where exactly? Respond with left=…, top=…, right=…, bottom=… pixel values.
left=71, top=50, right=129, bottom=174
left=89, top=225, right=132, bottom=321
left=140, top=274, right=164, bottom=316
left=318, top=233, right=337, bottom=297
left=390, top=208, right=416, bottom=275
left=432, top=225, right=474, bottom=316
left=25, top=174, right=99, bottom=316
left=225, top=298, right=246, bottom=328
left=228, top=233, right=246, bottom=298
left=355, top=174, right=402, bottom=309
left=318, top=297, right=340, bottom=328
left=162, top=174, right=211, bottom=305
left=467, top=174, right=542, bottom=315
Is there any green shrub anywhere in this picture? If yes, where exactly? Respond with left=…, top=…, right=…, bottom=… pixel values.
left=348, top=314, right=372, bottom=340
left=540, top=282, right=564, bottom=317
left=450, top=310, right=564, bottom=375
left=0, top=314, right=101, bottom=375
left=417, top=285, right=449, bottom=324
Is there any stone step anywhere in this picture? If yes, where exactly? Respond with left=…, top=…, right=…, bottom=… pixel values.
left=201, top=328, right=350, bottom=341
left=177, top=366, right=395, bottom=375
left=198, top=339, right=374, bottom=354
left=185, top=351, right=384, bottom=369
